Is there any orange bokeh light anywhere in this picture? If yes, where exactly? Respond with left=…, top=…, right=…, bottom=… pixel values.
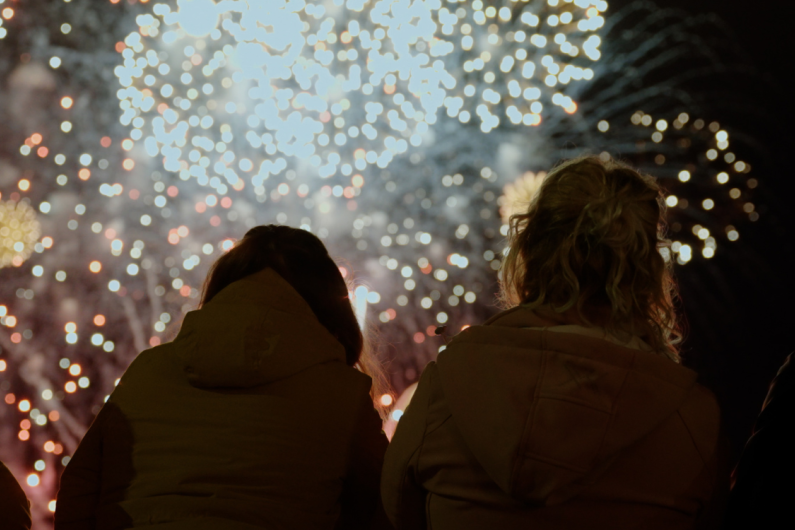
left=129, top=189, right=140, bottom=200
left=65, top=382, right=77, bottom=393
left=37, top=147, right=49, bottom=158
left=220, top=197, right=232, bottom=208
left=180, top=285, right=191, bottom=297
left=352, top=175, right=364, bottom=188
left=18, top=179, right=30, bottom=191
left=2, top=8, right=14, bottom=20
left=122, top=159, right=135, bottom=170
left=5, top=316, right=17, bottom=327
left=10, top=333, right=21, bottom=344
left=94, top=314, right=106, bottom=326
left=31, top=134, right=43, bottom=145
left=104, top=228, right=116, bottom=239
left=167, top=186, right=178, bottom=197
left=100, top=136, right=112, bottom=148
left=20, top=419, right=31, bottom=430
left=48, top=411, right=60, bottom=422
left=413, top=332, right=426, bottom=344
left=167, top=233, right=180, bottom=245
left=210, top=215, right=221, bottom=227
left=5, top=393, right=15, bottom=404
left=379, top=394, right=394, bottom=407
left=44, top=441, right=55, bottom=453
left=78, top=168, right=91, bottom=180
left=18, top=430, right=29, bottom=441
left=89, top=261, right=102, bottom=273
left=0, top=360, right=6, bottom=372
left=384, top=84, right=396, bottom=95
left=195, top=202, right=206, bottom=213
left=149, top=336, right=161, bottom=347
left=53, top=443, right=63, bottom=454
left=61, top=97, right=73, bottom=109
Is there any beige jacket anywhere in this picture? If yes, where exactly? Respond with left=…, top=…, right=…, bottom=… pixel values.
left=382, top=305, right=728, bottom=529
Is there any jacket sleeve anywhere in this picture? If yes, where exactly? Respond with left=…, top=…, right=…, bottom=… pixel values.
left=380, top=362, right=436, bottom=530
left=335, top=388, right=392, bottom=530
left=0, top=461, right=31, bottom=530
left=54, top=404, right=107, bottom=530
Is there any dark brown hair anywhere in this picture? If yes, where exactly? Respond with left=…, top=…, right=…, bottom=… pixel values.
left=200, top=225, right=388, bottom=404
left=499, top=155, right=682, bottom=358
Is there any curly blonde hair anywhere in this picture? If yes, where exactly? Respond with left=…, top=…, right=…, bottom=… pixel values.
left=498, top=155, right=682, bottom=358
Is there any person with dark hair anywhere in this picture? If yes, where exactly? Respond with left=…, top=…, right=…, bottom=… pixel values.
left=55, top=225, right=391, bottom=530
left=724, top=351, right=795, bottom=529
left=382, top=155, right=728, bottom=529
left=1, top=460, right=31, bottom=530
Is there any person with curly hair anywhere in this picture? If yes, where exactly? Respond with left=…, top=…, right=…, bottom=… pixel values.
left=382, top=155, right=728, bottom=529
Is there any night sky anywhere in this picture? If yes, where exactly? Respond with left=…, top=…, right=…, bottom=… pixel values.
left=628, top=0, right=795, bottom=462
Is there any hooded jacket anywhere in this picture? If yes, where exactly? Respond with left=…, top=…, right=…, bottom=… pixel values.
left=55, top=268, right=388, bottom=530
left=382, top=305, right=727, bottom=530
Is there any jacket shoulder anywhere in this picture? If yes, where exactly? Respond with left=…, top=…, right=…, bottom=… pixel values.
left=115, top=344, right=177, bottom=385
left=677, top=384, right=722, bottom=466
left=680, top=384, right=721, bottom=420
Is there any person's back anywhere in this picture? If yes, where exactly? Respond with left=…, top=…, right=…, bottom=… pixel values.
left=55, top=226, right=389, bottom=530
left=382, top=156, right=728, bottom=529
left=725, top=351, right=795, bottom=528
left=1, top=461, right=31, bottom=530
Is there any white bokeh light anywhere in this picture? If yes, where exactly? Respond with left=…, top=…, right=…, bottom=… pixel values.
left=116, top=0, right=459, bottom=186
left=437, top=0, right=606, bottom=132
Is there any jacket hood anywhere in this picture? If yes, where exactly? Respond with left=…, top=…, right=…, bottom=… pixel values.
left=172, top=268, right=346, bottom=388
left=435, top=305, right=698, bottom=505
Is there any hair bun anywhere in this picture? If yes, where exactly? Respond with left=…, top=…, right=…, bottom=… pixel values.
left=581, top=194, right=625, bottom=239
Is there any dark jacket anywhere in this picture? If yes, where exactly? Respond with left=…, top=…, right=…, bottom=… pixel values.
left=382, top=305, right=728, bottom=530
left=55, top=268, right=388, bottom=530
left=725, top=351, right=795, bottom=528
left=0, top=461, right=31, bottom=530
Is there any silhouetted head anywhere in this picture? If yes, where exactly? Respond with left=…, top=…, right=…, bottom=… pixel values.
left=200, top=224, right=363, bottom=367
left=499, top=155, right=682, bottom=357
